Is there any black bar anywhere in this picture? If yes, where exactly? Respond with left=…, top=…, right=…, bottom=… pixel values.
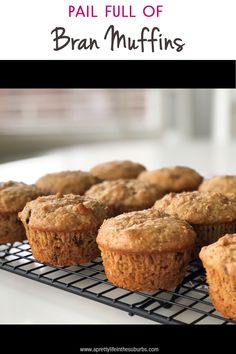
left=0, top=60, right=235, bottom=88
left=0, top=324, right=235, bottom=353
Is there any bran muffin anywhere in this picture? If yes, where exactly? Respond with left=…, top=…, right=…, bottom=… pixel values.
left=138, top=165, right=203, bottom=193
left=90, top=160, right=146, bottom=181
left=85, top=179, right=164, bottom=216
left=19, top=194, right=110, bottom=266
left=199, top=234, right=236, bottom=320
left=199, top=175, right=236, bottom=198
left=97, top=208, right=196, bottom=291
left=154, top=191, right=236, bottom=258
left=0, top=181, right=42, bottom=244
left=36, top=170, right=100, bottom=195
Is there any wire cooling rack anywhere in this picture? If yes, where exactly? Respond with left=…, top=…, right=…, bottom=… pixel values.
left=0, top=241, right=235, bottom=325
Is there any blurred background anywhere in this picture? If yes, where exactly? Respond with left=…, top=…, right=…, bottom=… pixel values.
left=0, top=89, right=236, bottom=181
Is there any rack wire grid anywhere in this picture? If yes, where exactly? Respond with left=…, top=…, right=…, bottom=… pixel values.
left=0, top=240, right=235, bottom=325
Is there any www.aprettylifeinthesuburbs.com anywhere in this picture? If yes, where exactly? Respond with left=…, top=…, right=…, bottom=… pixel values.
left=80, top=347, right=159, bottom=353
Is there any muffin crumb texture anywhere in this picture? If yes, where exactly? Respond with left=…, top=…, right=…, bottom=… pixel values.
left=0, top=181, right=42, bottom=244
left=199, top=175, right=236, bottom=197
left=86, top=179, right=164, bottom=216
left=90, top=160, right=146, bottom=180
left=154, top=191, right=236, bottom=258
left=200, top=234, right=236, bottom=320
left=154, top=191, right=236, bottom=224
left=138, top=165, right=203, bottom=193
left=19, top=194, right=110, bottom=265
left=36, top=170, right=100, bottom=195
left=0, top=181, right=42, bottom=214
left=97, top=209, right=196, bottom=291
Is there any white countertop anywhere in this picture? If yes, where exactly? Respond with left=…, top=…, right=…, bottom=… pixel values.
left=0, top=269, right=155, bottom=324
left=0, top=139, right=236, bottom=324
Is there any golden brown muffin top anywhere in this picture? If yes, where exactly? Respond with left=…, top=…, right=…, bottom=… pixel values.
left=0, top=180, right=22, bottom=191
left=36, top=170, right=100, bottom=195
left=0, top=181, right=42, bottom=214
left=97, top=208, right=196, bottom=253
left=19, top=194, right=110, bottom=232
left=138, top=165, right=203, bottom=192
left=199, top=234, right=236, bottom=276
left=85, top=179, right=164, bottom=209
left=199, top=175, right=236, bottom=197
left=90, top=160, right=146, bottom=180
left=154, top=191, right=236, bottom=224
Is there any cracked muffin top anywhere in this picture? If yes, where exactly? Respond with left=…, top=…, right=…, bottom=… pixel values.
left=154, top=191, right=236, bottom=224
left=199, top=175, right=236, bottom=197
left=90, top=160, right=146, bottom=180
left=138, top=165, right=203, bottom=193
left=19, top=194, right=110, bottom=232
left=97, top=208, right=196, bottom=253
left=0, top=181, right=42, bottom=213
left=85, top=179, right=164, bottom=211
left=36, top=170, right=100, bottom=195
left=199, top=234, right=236, bottom=275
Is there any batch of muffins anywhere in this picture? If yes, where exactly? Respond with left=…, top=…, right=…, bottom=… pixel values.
left=0, top=161, right=236, bottom=320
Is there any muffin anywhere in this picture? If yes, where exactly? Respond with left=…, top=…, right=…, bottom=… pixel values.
left=0, top=181, right=42, bottom=244
left=97, top=208, right=196, bottom=291
left=36, top=170, right=100, bottom=195
left=154, top=191, right=236, bottom=258
left=138, top=165, right=203, bottom=193
left=199, top=175, right=236, bottom=198
left=19, top=194, right=110, bottom=266
left=85, top=179, right=164, bottom=216
left=200, top=234, right=236, bottom=320
left=90, top=160, right=146, bottom=181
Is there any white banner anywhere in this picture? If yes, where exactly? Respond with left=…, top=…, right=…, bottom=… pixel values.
left=0, top=0, right=235, bottom=59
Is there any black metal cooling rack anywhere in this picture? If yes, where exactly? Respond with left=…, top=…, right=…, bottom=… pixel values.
left=0, top=241, right=235, bottom=325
